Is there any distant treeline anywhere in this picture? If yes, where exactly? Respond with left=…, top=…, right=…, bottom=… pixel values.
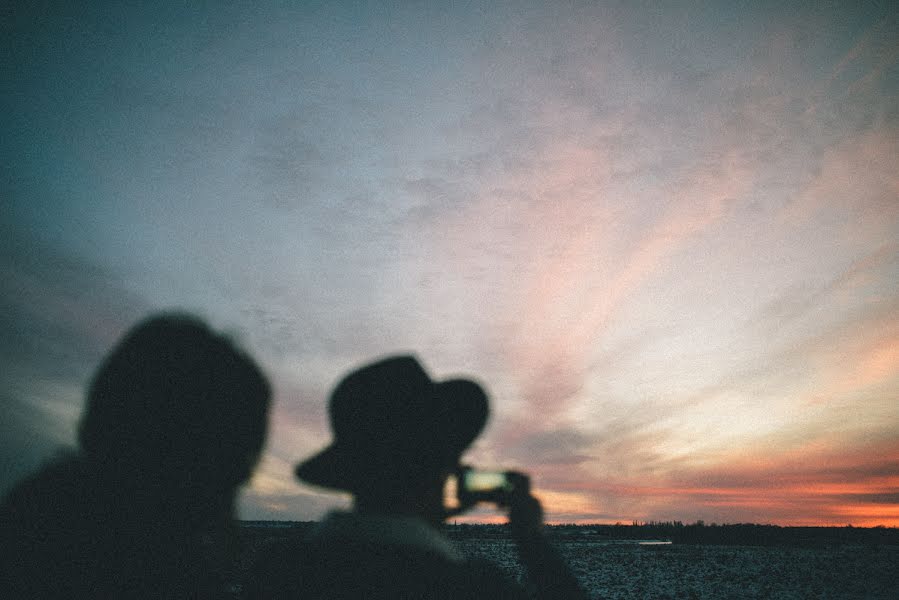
left=239, top=520, right=898, bottom=547
left=443, top=521, right=899, bottom=546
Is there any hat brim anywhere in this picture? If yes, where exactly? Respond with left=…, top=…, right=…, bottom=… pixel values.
left=294, top=443, right=359, bottom=491
left=294, top=378, right=488, bottom=492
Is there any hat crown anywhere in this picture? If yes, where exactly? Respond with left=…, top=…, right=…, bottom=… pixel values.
left=329, top=356, right=432, bottom=443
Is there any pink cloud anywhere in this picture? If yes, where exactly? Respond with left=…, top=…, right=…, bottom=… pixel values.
left=529, top=438, right=899, bottom=526
left=778, top=127, right=899, bottom=233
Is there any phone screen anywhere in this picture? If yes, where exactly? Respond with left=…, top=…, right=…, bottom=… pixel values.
left=464, top=470, right=509, bottom=492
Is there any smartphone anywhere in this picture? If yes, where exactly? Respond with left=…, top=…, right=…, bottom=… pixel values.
left=455, top=466, right=516, bottom=506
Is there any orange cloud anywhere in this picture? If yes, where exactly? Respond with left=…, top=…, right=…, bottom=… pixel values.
left=841, top=338, right=899, bottom=391
left=525, top=438, right=899, bottom=526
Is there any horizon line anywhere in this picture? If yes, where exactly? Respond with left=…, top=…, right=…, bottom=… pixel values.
left=238, top=519, right=898, bottom=529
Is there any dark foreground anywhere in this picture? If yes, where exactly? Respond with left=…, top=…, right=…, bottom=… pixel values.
left=462, top=539, right=898, bottom=599
left=238, top=524, right=899, bottom=599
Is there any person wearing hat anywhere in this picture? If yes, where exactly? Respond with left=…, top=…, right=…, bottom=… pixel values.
left=0, top=313, right=271, bottom=598
left=251, top=355, right=585, bottom=599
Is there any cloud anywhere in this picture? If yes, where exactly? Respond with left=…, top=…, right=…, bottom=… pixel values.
left=659, top=438, right=899, bottom=526
left=757, top=242, right=898, bottom=330
left=778, top=127, right=899, bottom=232
left=247, top=113, right=332, bottom=210
left=828, top=11, right=899, bottom=99
left=298, top=13, right=888, bottom=529
left=530, top=437, right=899, bottom=526
left=239, top=489, right=350, bottom=522
left=0, top=226, right=152, bottom=495
left=497, top=427, right=594, bottom=468
left=774, top=295, right=898, bottom=411
left=245, top=7, right=897, bottom=525
left=240, top=450, right=352, bottom=520
left=0, top=391, right=78, bottom=497
left=408, top=113, right=757, bottom=422
left=0, top=231, right=147, bottom=384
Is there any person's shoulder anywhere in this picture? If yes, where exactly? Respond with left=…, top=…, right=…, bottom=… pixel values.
left=329, top=543, right=528, bottom=599
left=0, top=454, right=101, bottom=596
left=245, top=528, right=530, bottom=600
left=0, top=454, right=92, bottom=522
left=243, top=529, right=313, bottom=599
left=456, top=557, right=529, bottom=599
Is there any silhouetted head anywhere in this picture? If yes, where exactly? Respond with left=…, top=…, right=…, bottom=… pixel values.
left=295, top=355, right=488, bottom=511
left=78, top=313, right=271, bottom=493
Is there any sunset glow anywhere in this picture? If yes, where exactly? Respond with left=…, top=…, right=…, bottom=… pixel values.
left=2, top=2, right=897, bottom=527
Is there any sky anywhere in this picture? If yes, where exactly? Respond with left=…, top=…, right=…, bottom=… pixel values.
left=2, top=1, right=897, bottom=526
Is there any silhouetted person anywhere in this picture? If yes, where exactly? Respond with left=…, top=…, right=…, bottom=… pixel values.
left=0, top=314, right=271, bottom=598
left=251, top=355, right=585, bottom=599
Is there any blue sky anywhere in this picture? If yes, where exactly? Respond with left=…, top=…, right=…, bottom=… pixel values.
left=2, top=1, right=897, bottom=525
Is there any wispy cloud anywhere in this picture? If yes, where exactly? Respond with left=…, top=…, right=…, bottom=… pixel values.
left=530, top=438, right=899, bottom=526
left=0, top=227, right=150, bottom=495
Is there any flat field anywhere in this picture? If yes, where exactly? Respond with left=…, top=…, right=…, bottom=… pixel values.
left=239, top=525, right=899, bottom=599
left=458, top=539, right=899, bottom=599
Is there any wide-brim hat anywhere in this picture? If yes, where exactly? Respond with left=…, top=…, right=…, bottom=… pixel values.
left=295, top=355, right=489, bottom=491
